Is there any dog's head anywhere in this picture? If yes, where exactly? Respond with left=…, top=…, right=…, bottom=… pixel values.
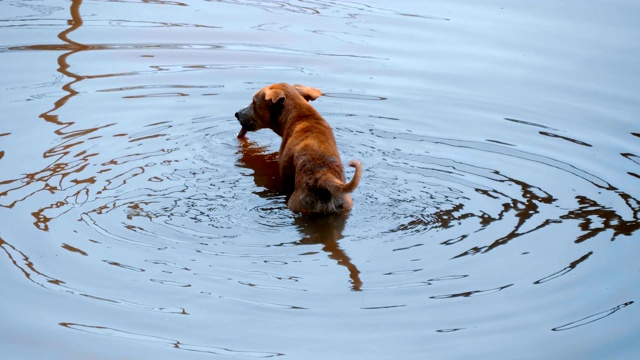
left=235, top=83, right=322, bottom=138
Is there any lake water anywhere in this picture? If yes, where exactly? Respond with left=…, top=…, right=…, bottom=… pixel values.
left=1, top=1, right=639, bottom=359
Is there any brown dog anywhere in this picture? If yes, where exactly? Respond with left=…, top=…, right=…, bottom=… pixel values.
left=235, top=83, right=362, bottom=214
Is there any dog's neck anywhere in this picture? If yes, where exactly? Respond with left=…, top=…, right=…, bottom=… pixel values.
left=274, top=99, right=318, bottom=137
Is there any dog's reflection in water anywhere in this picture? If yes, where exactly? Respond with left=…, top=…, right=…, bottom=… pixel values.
left=293, top=214, right=362, bottom=291
left=237, top=139, right=362, bottom=291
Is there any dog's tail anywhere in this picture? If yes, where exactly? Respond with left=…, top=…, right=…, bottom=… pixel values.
left=341, top=160, right=362, bottom=193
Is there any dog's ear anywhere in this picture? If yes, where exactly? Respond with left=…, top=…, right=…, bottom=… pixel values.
left=264, top=88, right=286, bottom=104
left=293, top=84, right=322, bottom=102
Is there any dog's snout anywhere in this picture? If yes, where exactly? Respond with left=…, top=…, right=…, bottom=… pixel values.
left=234, top=111, right=240, bottom=120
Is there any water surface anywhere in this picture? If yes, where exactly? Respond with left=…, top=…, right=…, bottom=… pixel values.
left=1, top=1, right=639, bottom=359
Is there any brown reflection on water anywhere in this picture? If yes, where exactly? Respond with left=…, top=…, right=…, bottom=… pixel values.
left=1, top=232, right=189, bottom=313
left=551, top=301, right=635, bottom=332
left=236, top=139, right=363, bottom=291
left=236, top=139, right=282, bottom=198
left=294, top=214, right=362, bottom=291
left=59, top=322, right=283, bottom=357
left=1, top=0, right=166, bottom=231
left=0, top=236, right=65, bottom=287
left=452, top=176, right=559, bottom=258
left=390, top=167, right=639, bottom=264
left=1, top=0, right=89, bottom=231
left=101, top=0, right=188, bottom=7
left=534, top=251, right=593, bottom=285
left=41, top=0, right=86, bottom=122
left=561, top=195, right=640, bottom=243
left=466, top=182, right=639, bottom=251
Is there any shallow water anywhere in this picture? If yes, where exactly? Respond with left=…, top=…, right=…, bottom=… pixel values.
left=1, top=0, right=639, bottom=359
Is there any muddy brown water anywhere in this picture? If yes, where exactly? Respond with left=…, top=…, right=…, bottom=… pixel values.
left=1, top=1, right=639, bottom=359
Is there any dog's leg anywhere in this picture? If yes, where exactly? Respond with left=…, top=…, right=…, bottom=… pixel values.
left=287, top=190, right=307, bottom=213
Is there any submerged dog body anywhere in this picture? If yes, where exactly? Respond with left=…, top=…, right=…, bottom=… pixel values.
left=235, top=83, right=362, bottom=213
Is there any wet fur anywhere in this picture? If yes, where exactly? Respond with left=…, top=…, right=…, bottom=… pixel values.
left=235, top=83, right=362, bottom=213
